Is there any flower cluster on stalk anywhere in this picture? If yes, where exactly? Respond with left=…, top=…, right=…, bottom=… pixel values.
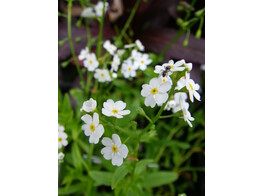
left=80, top=98, right=130, bottom=166
left=58, top=124, right=68, bottom=162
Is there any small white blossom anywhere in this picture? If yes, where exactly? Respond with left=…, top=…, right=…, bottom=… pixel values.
left=124, top=43, right=135, bottom=49
left=58, top=131, right=68, bottom=149
left=134, top=53, right=152, bottom=71
left=184, top=72, right=201, bottom=102
left=101, top=134, right=128, bottom=166
left=182, top=108, right=195, bottom=127
left=83, top=53, right=99, bottom=71
left=164, top=100, right=176, bottom=111
left=141, top=77, right=172, bottom=108
left=58, top=152, right=65, bottom=161
left=173, top=92, right=189, bottom=113
left=135, top=39, right=144, bottom=51
left=112, top=72, right=117, bottom=78
left=131, top=49, right=142, bottom=61
left=78, top=47, right=89, bottom=61
left=81, top=112, right=104, bottom=144
left=103, top=40, right=117, bottom=55
left=94, top=69, right=111, bottom=82
left=121, top=59, right=137, bottom=78
left=111, top=55, right=120, bottom=72
left=58, top=124, right=65, bottom=132
left=163, top=60, right=186, bottom=72
left=102, top=99, right=130, bottom=118
left=81, top=7, right=95, bottom=18
left=116, top=49, right=125, bottom=57
left=159, top=75, right=173, bottom=85
left=94, top=1, right=109, bottom=17
left=80, top=98, right=97, bottom=112
left=175, top=76, right=186, bottom=90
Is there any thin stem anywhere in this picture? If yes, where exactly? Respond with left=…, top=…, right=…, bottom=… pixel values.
left=159, top=113, right=180, bottom=119
left=67, top=0, right=86, bottom=92
left=87, top=143, right=94, bottom=168
left=117, top=0, right=141, bottom=42
left=96, top=0, right=106, bottom=57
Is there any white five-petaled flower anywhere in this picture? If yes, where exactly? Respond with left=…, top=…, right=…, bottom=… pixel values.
left=135, top=39, right=144, bottom=51
left=159, top=75, right=173, bottom=85
left=94, top=69, right=111, bottom=82
left=103, top=40, right=117, bottom=55
left=182, top=107, right=195, bottom=127
left=173, top=92, right=189, bottom=113
left=141, top=77, right=172, bottom=108
left=94, top=1, right=109, bottom=17
left=78, top=47, right=89, bottom=61
left=163, top=60, right=186, bottom=72
left=111, top=55, right=120, bottom=72
left=81, top=7, right=95, bottom=18
left=184, top=72, right=201, bottom=102
left=83, top=53, right=99, bottom=71
left=164, top=100, right=176, bottom=111
left=121, top=59, right=137, bottom=78
left=101, top=134, right=128, bottom=166
left=80, top=98, right=97, bottom=112
left=134, top=53, right=152, bottom=71
left=81, top=112, right=104, bottom=144
left=102, top=99, right=130, bottom=118
left=58, top=131, right=68, bottom=149
left=58, top=152, right=65, bottom=161
left=58, top=124, right=65, bottom=132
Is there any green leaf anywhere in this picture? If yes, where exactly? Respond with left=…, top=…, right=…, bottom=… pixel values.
left=58, top=182, right=86, bottom=195
left=89, top=171, right=113, bottom=186
left=62, top=93, right=72, bottom=113
left=69, top=88, right=85, bottom=109
left=71, top=143, right=83, bottom=171
left=143, top=171, right=179, bottom=188
left=134, top=159, right=153, bottom=176
left=111, top=164, right=129, bottom=189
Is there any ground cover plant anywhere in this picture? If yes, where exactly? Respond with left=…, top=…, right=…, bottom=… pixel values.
left=58, top=0, right=205, bottom=195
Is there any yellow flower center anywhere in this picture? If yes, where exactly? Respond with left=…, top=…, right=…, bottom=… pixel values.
left=170, top=65, right=174, bottom=69
left=112, top=145, right=118, bottom=153
left=189, top=83, right=194, bottom=90
left=100, top=73, right=105, bottom=77
left=112, top=109, right=118, bottom=115
left=141, top=60, right=144, bottom=64
left=162, top=78, right=166, bottom=83
left=151, top=88, right=158, bottom=95
left=89, top=59, right=93, bottom=64
left=58, top=137, right=62, bottom=143
left=90, top=123, right=95, bottom=132
left=128, top=67, right=131, bottom=71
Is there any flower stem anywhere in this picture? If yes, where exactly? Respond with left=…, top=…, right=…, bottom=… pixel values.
left=96, top=0, right=106, bottom=58
left=67, top=0, right=86, bottom=93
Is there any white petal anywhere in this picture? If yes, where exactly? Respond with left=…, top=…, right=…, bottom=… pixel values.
left=101, top=147, right=113, bottom=159
left=155, top=93, right=168, bottom=105
left=62, top=140, right=68, bottom=146
left=81, top=114, right=92, bottom=124
left=103, top=99, right=114, bottom=110
left=95, top=124, right=104, bottom=137
left=102, top=108, right=113, bottom=117
left=118, top=110, right=130, bottom=116
left=89, top=134, right=99, bottom=144
left=118, top=144, right=128, bottom=158
left=102, top=137, right=113, bottom=147
left=193, top=91, right=201, bottom=101
left=154, top=65, right=163, bottom=73
left=84, top=129, right=93, bottom=137
left=141, top=84, right=151, bottom=97
left=189, top=92, right=194, bottom=102
left=93, top=112, right=99, bottom=126
left=145, top=95, right=156, bottom=108
left=149, top=77, right=160, bottom=88
left=115, top=101, right=126, bottom=110
left=112, top=134, right=121, bottom=147
left=112, top=153, right=123, bottom=166
left=159, top=82, right=171, bottom=93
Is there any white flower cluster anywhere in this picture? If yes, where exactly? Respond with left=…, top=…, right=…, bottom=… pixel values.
left=141, top=59, right=201, bottom=127
left=80, top=98, right=130, bottom=166
left=58, top=124, right=68, bottom=162
left=81, top=1, right=109, bottom=18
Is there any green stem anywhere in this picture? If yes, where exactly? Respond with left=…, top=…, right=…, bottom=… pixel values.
left=67, top=0, right=86, bottom=92
left=117, top=0, right=141, bottom=42
left=87, top=143, right=94, bottom=168
left=159, top=113, right=180, bottom=119
left=96, top=0, right=106, bottom=57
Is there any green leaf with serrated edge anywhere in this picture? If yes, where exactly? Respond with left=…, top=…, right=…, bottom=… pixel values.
left=111, top=164, right=129, bottom=189
left=58, top=182, right=86, bottom=195
left=143, top=171, right=179, bottom=188
left=89, top=171, right=113, bottom=186
left=134, top=159, right=153, bottom=176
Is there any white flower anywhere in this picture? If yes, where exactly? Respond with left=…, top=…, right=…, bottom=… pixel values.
left=94, top=1, right=109, bottom=17
left=101, top=134, right=128, bottom=166
left=58, top=152, right=65, bottom=161
left=175, top=76, right=186, bottom=90
left=141, top=77, right=172, bottom=108
left=78, top=47, right=89, bottom=61
left=116, top=49, right=125, bottom=57
left=58, top=131, right=68, bottom=149
left=182, top=59, right=193, bottom=71
left=131, top=49, right=142, bottom=60
left=121, top=59, right=137, bottom=78
left=173, top=92, right=189, bottom=113
left=81, top=7, right=95, bottom=18
left=112, top=72, right=117, bottom=78
left=163, top=60, right=186, bottom=72
left=111, top=55, right=120, bottom=72
left=124, top=43, right=135, bottom=49
left=81, top=112, right=104, bottom=144
left=80, top=98, right=97, bottom=112
left=159, top=75, right=173, bottom=85
left=184, top=72, right=201, bottom=102
left=102, top=99, right=130, bottom=118
left=164, top=100, right=176, bottom=111
left=182, top=108, right=194, bottom=127
left=135, top=39, right=144, bottom=51
left=103, top=40, right=117, bottom=55
left=134, top=53, right=152, bottom=71
left=94, top=69, right=111, bottom=82
left=58, top=124, right=65, bottom=132
left=83, top=53, right=99, bottom=71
